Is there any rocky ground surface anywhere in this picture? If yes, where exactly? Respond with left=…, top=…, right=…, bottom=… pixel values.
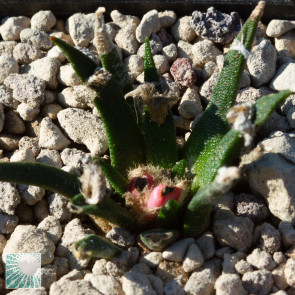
left=1, top=6, right=295, bottom=295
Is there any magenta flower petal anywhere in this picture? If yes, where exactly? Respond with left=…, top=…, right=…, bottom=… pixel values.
left=147, top=184, right=182, bottom=208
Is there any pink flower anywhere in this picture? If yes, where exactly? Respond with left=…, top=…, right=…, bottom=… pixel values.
left=129, top=174, right=153, bottom=197
left=147, top=184, right=182, bottom=208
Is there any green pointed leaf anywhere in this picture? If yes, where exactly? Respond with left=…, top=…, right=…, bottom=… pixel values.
left=0, top=162, right=80, bottom=198
left=184, top=2, right=265, bottom=174
left=156, top=200, right=180, bottom=228
left=50, top=36, right=99, bottom=83
left=93, top=157, right=128, bottom=195
left=184, top=167, right=240, bottom=237
left=255, top=90, right=292, bottom=128
left=94, top=77, right=145, bottom=174
left=72, top=234, right=123, bottom=260
left=80, top=197, right=140, bottom=232
left=144, top=108, right=178, bottom=169
left=100, top=47, right=133, bottom=94
left=191, top=90, right=292, bottom=193
left=171, top=159, right=187, bottom=178
left=144, top=37, right=160, bottom=83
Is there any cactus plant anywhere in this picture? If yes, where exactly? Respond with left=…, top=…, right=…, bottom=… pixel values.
left=0, top=1, right=291, bottom=258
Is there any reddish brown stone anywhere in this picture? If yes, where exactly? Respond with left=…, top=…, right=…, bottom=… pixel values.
left=170, top=58, right=196, bottom=87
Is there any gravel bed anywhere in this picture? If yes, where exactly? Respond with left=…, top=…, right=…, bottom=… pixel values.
left=1, top=6, right=295, bottom=295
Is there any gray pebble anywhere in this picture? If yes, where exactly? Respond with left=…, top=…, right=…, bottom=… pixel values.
left=234, top=193, right=269, bottom=222
left=122, top=270, right=158, bottom=295
left=191, top=7, right=240, bottom=44
left=106, top=247, right=139, bottom=277
left=213, top=209, right=254, bottom=252
left=58, top=64, right=81, bottom=86
left=247, top=248, right=276, bottom=270
left=4, top=73, right=45, bottom=107
left=266, top=19, right=295, bottom=38
left=158, top=10, right=177, bottom=29
left=0, top=213, right=18, bottom=234
left=42, top=264, right=57, bottom=290
left=38, top=215, right=62, bottom=245
left=196, top=231, right=216, bottom=260
left=33, top=199, right=49, bottom=222
left=17, top=184, right=45, bottom=206
left=162, top=238, right=194, bottom=262
left=279, top=221, right=295, bottom=248
left=36, top=149, right=63, bottom=168
left=13, top=42, right=43, bottom=64
left=260, top=223, right=281, bottom=254
left=115, top=26, right=139, bottom=56
left=0, top=55, right=19, bottom=83
left=139, top=252, right=163, bottom=269
left=84, top=273, right=124, bottom=295
left=57, top=108, right=108, bottom=156
left=136, top=10, right=160, bottom=43
left=171, top=16, right=196, bottom=42
left=234, top=259, right=253, bottom=275
left=60, top=147, right=92, bottom=171
left=48, top=193, right=72, bottom=223
left=162, top=43, right=178, bottom=63
left=66, top=12, right=95, bottom=47
left=106, top=227, right=135, bottom=248
left=182, top=243, right=204, bottom=272
left=10, top=148, right=35, bottom=162
left=39, top=117, right=70, bottom=150
left=247, top=39, right=277, bottom=87
left=184, top=258, right=221, bottom=295
left=52, top=256, right=69, bottom=279
left=222, top=252, right=246, bottom=274
left=214, top=273, right=247, bottom=295
left=20, top=28, right=52, bottom=50
left=31, top=10, right=56, bottom=32
left=164, top=277, right=185, bottom=295
left=242, top=270, right=273, bottom=295
left=2, top=224, right=55, bottom=265
left=178, top=86, right=203, bottom=119
left=0, top=182, right=21, bottom=215
left=0, top=40, right=17, bottom=57
left=0, top=16, right=30, bottom=41
left=110, top=10, right=140, bottom=29
left=25, top=56, right=61, bottom=89
left=50, top=277, right=101, bottom=295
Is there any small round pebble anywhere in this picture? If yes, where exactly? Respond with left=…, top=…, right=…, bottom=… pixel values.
left=31, top=10, right=56, bottom=32
left=13, top=42, right=43, bottom=64
left=242, top=270, right=273, bottom=295
left=171, top=16, right=196, bottom=42
left=234, top=193, right=269, bottom=222
left=106, top=227, right=135, bottom=248
left=235, top=259, right=253, bottom=275
left=215, top=273, right=247, bottom=295
left=38, top=215, right=62, bottom=244
left=170, top=58, right=196, bottom=87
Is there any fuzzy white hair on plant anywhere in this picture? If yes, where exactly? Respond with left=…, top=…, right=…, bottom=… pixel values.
left=230, top=38, right=250, bottom=59
left=230, top=21, right=250, bottom=59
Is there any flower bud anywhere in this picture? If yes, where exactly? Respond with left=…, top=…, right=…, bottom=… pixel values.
left=147, top=184, right=182, bottom=208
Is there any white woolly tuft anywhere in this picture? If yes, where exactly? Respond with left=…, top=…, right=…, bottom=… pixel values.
left=230, top=38, right=250, bottom=59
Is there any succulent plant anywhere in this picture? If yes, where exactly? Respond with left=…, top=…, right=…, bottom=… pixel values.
left=0, top=1, right=291, bottom=258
